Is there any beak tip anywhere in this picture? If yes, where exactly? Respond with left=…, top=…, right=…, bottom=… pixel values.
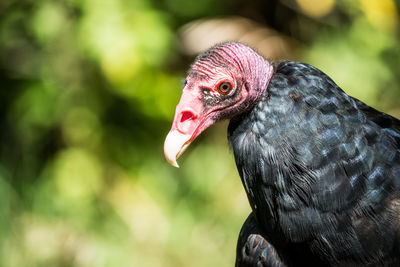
left=164, top=150, right=179, bottom=168
left=164, top=130, right=191, bottom=168
left=168, top=158, right=180, bottom=168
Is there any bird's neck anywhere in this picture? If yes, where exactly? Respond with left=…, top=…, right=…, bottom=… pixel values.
left=245, top=58, right=274, bottom=108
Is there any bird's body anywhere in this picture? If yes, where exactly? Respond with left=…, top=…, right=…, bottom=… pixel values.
left=164, top=43, right=400, bottom=266
left=230, top=61, right=400, bottom=266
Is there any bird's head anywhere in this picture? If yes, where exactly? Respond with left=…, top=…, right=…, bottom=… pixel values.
left=164, top=42, right=274, bottom=167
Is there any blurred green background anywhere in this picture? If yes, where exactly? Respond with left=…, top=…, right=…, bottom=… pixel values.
left=0, top=0, right=399, bottom=266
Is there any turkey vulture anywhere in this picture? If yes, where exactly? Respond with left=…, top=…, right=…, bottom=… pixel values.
left=164, top=42, right=400, bottom=266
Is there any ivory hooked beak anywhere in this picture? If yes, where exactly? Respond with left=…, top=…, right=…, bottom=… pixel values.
left=163, top=130, right=192, bottom=168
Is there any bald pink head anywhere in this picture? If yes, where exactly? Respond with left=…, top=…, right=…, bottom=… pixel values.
left=190, top=43, right=271, bottom=99
left=164, top=42, right=274, bottom=167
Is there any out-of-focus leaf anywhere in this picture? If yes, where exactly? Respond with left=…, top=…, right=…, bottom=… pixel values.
left=0, top=0, right=399, bottom=266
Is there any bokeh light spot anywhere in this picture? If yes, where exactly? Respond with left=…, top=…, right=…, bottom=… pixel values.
left=296, top=0, right=335, bottom=18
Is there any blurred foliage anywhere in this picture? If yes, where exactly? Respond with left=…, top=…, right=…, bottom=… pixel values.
left=0, top=0, right=399, bottom=266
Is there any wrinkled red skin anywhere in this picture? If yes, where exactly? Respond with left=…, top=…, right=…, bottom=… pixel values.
left=170, top=69, right=239, bottom=143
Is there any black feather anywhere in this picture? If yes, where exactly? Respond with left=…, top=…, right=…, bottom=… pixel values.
left=230, top=61, right=400, bottom=266
left=236, top=213, right=287, bottom=267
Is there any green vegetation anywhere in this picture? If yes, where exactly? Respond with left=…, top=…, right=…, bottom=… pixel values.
left=0, top=0, right=398, bottom=266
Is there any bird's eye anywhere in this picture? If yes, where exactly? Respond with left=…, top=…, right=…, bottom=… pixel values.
left=217, top=81, right=233, bottom=95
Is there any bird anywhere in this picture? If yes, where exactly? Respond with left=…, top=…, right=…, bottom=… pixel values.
left=163, top=42, right=400, bottom=266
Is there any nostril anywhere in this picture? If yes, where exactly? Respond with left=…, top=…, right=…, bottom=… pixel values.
left=180, top=111, right=194, bottom=123
left=177, top=110, right=197, bottom=133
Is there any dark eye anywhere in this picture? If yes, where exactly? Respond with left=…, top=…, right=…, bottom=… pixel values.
left=217, top=81, right=233, bottom=95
